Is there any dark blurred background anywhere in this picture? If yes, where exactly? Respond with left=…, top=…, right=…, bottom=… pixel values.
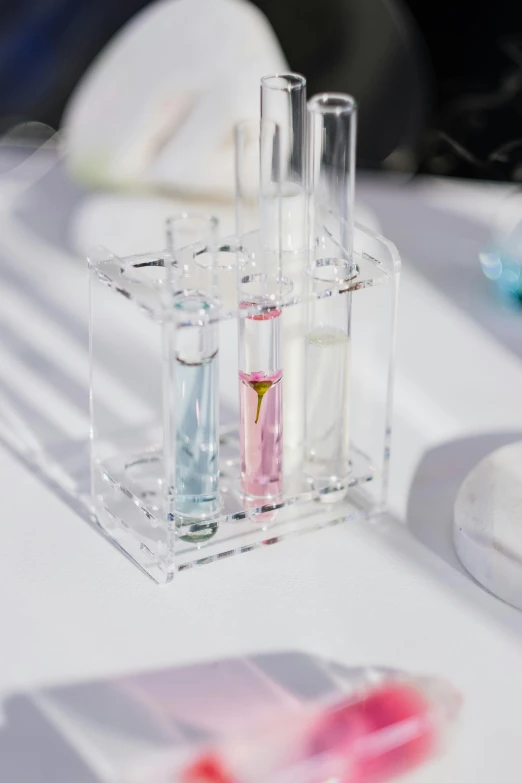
left=1, top=0, right=522, bottom=180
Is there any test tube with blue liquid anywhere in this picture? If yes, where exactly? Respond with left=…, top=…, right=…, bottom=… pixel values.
left=166, top=214, right=221, bottom=542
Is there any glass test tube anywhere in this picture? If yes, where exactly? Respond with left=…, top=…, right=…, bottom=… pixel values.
left=237, top=120, right=284, bottom=501
left=305, top=94, right=357, bottom=494
left=235, top=117, right=281, bottom=246
left=260, top=73, right=308, bottom=470
left=166, top=214, right=221, bottom=542
left=260, top=73, right=307, bottom=252
left=235, top=120, right=262, bottom=238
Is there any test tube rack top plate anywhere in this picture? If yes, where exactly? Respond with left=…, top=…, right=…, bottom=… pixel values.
left=88, top=222, right=400, bottom=583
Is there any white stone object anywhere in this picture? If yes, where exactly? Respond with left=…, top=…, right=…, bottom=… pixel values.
left=454, top=441, right=522, bottom=610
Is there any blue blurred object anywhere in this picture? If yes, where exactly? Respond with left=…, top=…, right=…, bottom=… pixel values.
left=0, top=0, right=150, bottom=130
left=480, top=247, right=522, bottom=303
left=480, top=194, right=522, bottom=304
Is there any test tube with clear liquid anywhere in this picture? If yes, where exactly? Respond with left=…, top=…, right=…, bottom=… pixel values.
left=166, top=214, right=221, bottom=542
left=305, top=94, right=357, bottom=499
left=236, top=120, right=286, bottom=503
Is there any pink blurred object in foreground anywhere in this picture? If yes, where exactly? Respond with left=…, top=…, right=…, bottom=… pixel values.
left=180, top=677, right=460, bottom=783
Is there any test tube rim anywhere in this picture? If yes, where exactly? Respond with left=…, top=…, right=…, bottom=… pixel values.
left=308, top=256, right=359, bottom=285
left=166, top=211, right=220, bottom=298
left=308, top=92, right=358, bottom=116
left=238, top=272, right=293, bottom=304
left=166, top=212, right=219, bottom=245
left=172, top=290, right=221, bottom=326
left=260, top=72, right=307, bottom=92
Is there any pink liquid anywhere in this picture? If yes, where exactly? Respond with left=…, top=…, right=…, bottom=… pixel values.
left=306, top=682, right=436, bottom=783
left=182, top=681, right=441, bottom=783
left=239, top=369, right=283, bottom=498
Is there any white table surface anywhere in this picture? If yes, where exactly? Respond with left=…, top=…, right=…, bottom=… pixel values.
left=1, top=150, right=522, bottom=781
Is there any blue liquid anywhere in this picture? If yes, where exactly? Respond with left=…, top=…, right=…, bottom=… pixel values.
left=175, top=351, right=220, bottom=542
left=480, top=244, right=522, bottom=305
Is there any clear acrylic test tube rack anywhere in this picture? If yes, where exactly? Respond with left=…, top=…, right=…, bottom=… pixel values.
left=88, top=219, right=400, bottom=583
left=88, top=72, right=400, bottom=582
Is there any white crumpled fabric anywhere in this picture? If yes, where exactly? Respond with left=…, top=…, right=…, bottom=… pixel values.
left=63, top=0, right=287, bottom=200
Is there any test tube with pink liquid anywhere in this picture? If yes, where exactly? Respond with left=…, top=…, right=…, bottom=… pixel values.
left=236, top=119, right=286, bottom=503
left=238, top=302, right=283, bottom=500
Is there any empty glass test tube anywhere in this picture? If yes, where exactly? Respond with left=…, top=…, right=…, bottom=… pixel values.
left=166, top=214, right=221, bottom=542
left=260, top=73, right=308, bottom=253
left=235, top=119, right=262, bottom=238
left=237, top=121, right=285, bottom=502
left=305, top=94, right=357, bottom=496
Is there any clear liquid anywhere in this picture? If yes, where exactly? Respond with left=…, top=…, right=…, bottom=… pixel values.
left=305, top=326, right=350, bottom=479
left=175, top=351, right=220, bottom=542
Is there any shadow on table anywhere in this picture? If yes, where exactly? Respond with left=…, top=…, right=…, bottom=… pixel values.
left=406, top=431, right=522, bottom=572
left=0, top=148, right=240, bottom=565
left=0, top=652, right=391, bottom=783
left=403, top=431, right=522, bottom=627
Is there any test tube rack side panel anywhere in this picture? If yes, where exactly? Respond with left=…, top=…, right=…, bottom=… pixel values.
left=88, top=223, right=400, bottom=583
